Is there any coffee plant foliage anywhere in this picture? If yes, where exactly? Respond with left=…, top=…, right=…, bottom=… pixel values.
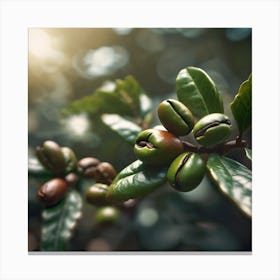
left=29, top=66, right=251, bottom=251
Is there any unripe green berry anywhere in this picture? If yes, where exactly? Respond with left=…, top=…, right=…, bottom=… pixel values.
left=85, top=183, right=109, bottom=206
left=36, top=140, right=66, bottom=175
left=157, top=99, right=194, bottom=136
left=61, top=147, right=77, bottom=174
left=134, top=129, right=184, bottom=165
left=167, top=152, right=206, bottom=192
left=95, top=206, right=119, bottom=224
left=193, top=113, right=232, bottom=147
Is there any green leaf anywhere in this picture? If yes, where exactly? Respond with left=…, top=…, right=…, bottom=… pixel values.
left=106, top=160, right=168, bottom=202
left=41, top=190, right=82, bottom=251
left=176, top=66, right=224, bottom=118
left=101, top=114, right=142, bottom=145
left=62, top=76, right=146, bottom=119
left=62, top=83, right=133, bottom=117
left=207, top=154, right=252, bottom=217
left=245, top=148, right=252, bottom=161
left=230, top=75, right=252, bottom=136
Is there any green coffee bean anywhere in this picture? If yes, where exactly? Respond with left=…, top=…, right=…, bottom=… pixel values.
left=134, top=129, right=184, bottom=165
left=157, top=99, right=194, bottom=136
left=36, top=141, right=66, bottom=175
left=193, top=113, right=232, bottom=146
left=167, top=152, right=206, bottom=192
left=85, top=183, right=109, bottom=206
left=61, top=147, right=77, bottom=174
left=95, top=206, right=119, bottom=224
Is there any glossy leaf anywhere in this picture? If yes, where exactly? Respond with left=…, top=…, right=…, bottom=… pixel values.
left=41, top=190, right=82, bottom=251
left=245, top=148, right=252, bottom=161
left=101, top=114, right=142, bottom=145
left=62, top=76, right=147, bottom=120
left=230, top=75, right=252, bottom=136
left=106, top=160, right=168, bottom=202
left=176, top=66, right=224, bottom=118
left=207, top=154, right=251, bottom=217
left=62, top=82, right=133, bottom=117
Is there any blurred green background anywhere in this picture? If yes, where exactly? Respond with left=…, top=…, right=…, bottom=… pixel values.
left=28, top=28, right=251, bottom=252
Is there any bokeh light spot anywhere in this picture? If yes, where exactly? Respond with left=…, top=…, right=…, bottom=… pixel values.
left=65, top=114, right=90, bottom=136
left=78, top=46, right=129, bottom=78
left=137, top=208, right=159, bottom=227
left=113, top=28, right=133, bottom=35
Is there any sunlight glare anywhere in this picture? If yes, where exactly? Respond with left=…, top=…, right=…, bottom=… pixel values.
left=137, top=208, right=159, bottom=227
left=29, top=29, right=53, bottom=58
left=65, top=114, right=90, bottom=136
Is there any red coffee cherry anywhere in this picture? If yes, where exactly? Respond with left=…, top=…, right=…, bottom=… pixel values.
left=37, top=178, right=69, bottom=207
left=78, top=157, right=101, bottom=178
left=134, top=129, right=184, bottom=165
left=94, top=162, right=117, bottom=184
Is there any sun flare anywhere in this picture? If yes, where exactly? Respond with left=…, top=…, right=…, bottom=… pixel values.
left=29, top=29, right=53, bottom=58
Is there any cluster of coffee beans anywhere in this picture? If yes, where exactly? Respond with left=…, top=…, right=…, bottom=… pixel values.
left=36, top=140, right=117, bottom=207
left=134, top=98, right=232, bottom=192
left=36, top=96, right=232, bottom=205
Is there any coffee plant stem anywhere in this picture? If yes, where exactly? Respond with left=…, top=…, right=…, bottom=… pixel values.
left=182, top=138, right=247, bottom=155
